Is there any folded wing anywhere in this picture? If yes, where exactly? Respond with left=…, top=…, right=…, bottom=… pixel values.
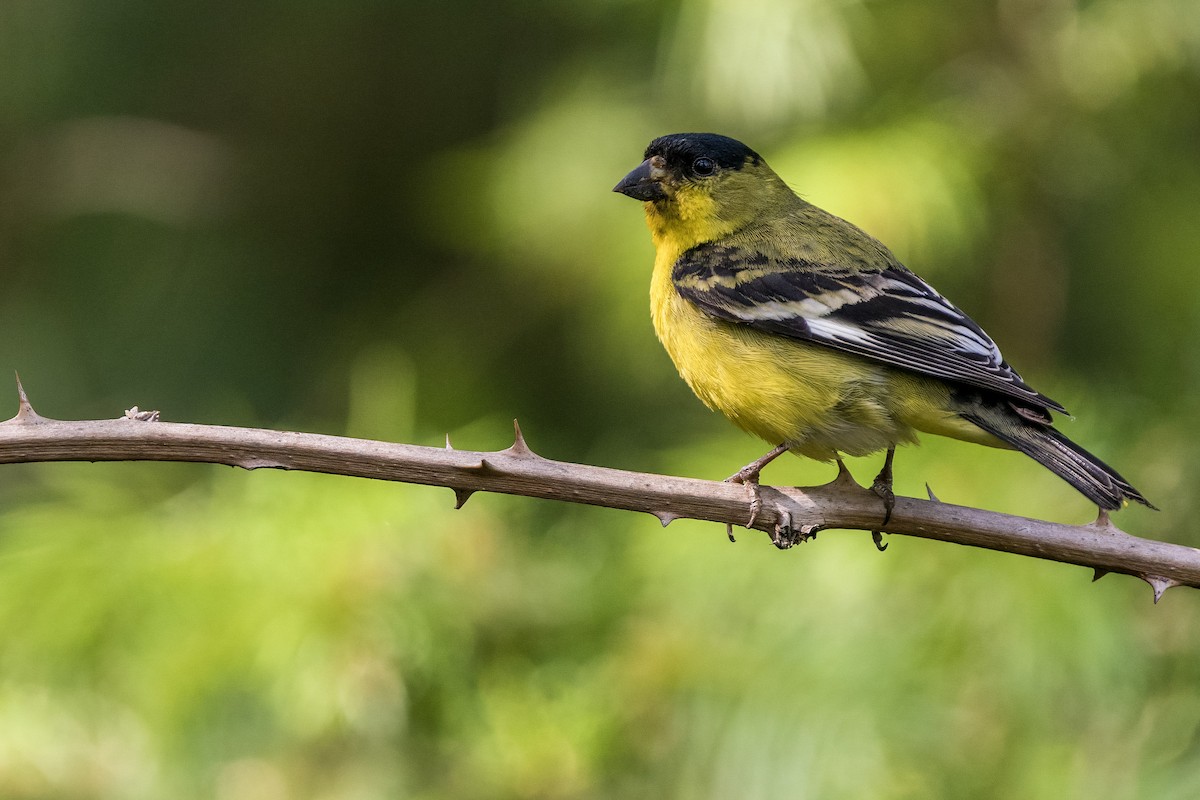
left=672, top=242, right=1066, bottom=415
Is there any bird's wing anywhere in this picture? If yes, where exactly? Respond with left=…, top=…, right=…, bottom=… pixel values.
left=672, top=242, right=1067, bottom=414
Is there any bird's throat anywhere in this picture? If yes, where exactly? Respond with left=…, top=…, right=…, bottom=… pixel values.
left=644, top=192, right=738, bottom=261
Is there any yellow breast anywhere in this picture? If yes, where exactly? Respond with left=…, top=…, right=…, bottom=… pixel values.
left=649, top=246, right=908, bottom=459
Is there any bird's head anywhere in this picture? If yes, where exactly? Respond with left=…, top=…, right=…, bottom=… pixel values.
left=614, top=133, right=791, bottom=251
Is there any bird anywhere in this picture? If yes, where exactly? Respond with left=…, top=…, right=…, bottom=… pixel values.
left=613, top=132, right=1152, bottom=541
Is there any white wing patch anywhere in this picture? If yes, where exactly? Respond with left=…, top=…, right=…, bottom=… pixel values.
left=804, top=317, right=876, bottom=345
left=671, top=243, right=1066, bottom=413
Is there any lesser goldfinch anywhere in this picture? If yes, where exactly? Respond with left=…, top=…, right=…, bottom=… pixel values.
left=614, top=132, right=1151, bottom=528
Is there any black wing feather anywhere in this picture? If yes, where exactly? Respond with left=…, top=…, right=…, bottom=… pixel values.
left=672, top=242, right=1066, bottom=414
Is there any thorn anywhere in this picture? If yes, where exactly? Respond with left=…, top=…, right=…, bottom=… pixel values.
left=1141, top=574, right=1179, bottom=604
left=453, top=488, right=474, bottom=509
left=1088, top=509, right=1126, bottom=534
left=925, top=483, right=940, bottom=502
left=460, top=458, right=490, bottom=472
left=9, top=372, right=42, bottom=424
left=825, top=458, right=860, bottom=489
left=651, top=510, right=679, bottom=527
left=506, top=418, right=534, bottom=457
left=445, top=434, right=454, bottom=450
left=871, top=530, right=888, bottom=552
left=1092, top=568, right=1109, bottom=582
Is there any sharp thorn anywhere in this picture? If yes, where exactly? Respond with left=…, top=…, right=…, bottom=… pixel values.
left=9, top=371, right=42, bottom=424
left=871, top=530, right=888, bottom=552
left=826, top=459, right=860, bottom=489
left=1092, top=568, right=1109, bottom=582
left=445, top=434, right=454, bottom=450
left=507, top=418, right=535, bottom=457
left=460, top=458, right=490, bottom=472
left=925, top=483, right=940, bottom=502
left=652, top=510, right=678, bottom=527
left=512, top=418, right=528, bottom=453
left=1141, top=574, right=1179, bottom=604
left=453, top=488, right=475, bottom=509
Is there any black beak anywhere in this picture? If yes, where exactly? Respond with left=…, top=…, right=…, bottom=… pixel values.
left=613, top=158, right=667, bottom=202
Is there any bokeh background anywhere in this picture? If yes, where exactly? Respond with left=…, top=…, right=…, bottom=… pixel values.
left=2, top=0, right=1199, bottom=797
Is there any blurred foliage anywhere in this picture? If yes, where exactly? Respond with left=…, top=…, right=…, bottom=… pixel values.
left=1, top=0, right=1199, bottom=797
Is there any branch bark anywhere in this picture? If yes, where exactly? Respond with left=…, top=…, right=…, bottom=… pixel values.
left=1, top=385, right=1194, bottom=603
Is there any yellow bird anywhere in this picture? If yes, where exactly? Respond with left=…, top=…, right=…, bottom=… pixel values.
left=614, top=132, right=1151, bottom=539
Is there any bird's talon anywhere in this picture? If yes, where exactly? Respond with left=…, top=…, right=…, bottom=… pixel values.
left=726, top=523, right=737, bottom=543
left=871, top=530, right=888, bottom=552
left=871, top=447, right=897, bottom=526
left=724, top=474, right=763, bottom=529
left=746, top=488, right=763, bottom=529
left=871, top=481, right=895, bottom=526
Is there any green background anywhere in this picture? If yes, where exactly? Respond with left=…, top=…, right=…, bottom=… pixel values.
left=1, top=0, right=1198, bottom=797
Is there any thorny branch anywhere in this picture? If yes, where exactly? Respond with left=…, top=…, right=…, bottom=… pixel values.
left=1, top=380, right=1195, bottom=603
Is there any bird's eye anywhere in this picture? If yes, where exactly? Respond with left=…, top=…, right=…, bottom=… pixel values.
left=692, top=157, right=716, bottom=176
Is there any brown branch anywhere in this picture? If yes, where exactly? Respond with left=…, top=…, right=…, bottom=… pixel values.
left=1, top=382, right=1195, bottom=603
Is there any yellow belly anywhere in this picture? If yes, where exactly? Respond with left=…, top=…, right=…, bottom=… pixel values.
left=650, top=256, right=1002, bottom=460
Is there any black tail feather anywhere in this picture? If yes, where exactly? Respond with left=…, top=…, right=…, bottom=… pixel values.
left=963, top=411, right=1154, bottom=511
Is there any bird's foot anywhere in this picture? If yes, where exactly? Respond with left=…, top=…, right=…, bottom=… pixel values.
left=870, top=447, right=897, bottom=527
left=725, top=468, right=764, bottom=530
left=870, top=478, right=895, bottom=526
left=725, top=443, right=789, bottom=530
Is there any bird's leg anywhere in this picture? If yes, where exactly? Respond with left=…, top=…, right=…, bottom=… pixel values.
left=726, top=443, right=789, bottom=530
left=871, top=447, right=896, bottom=526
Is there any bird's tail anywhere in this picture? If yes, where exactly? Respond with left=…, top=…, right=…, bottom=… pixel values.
left=961, top=406, right=1154, bottom=511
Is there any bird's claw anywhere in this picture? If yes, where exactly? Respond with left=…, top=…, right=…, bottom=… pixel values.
left=725, top=443, right=789, bottom=531
left=725, top=467, right=764, bottom=529
left=871, top=529, right=888, bottom=552
left=870, top=478, right=895, bottom=526
left=870, top=447, right=897, bottom=527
